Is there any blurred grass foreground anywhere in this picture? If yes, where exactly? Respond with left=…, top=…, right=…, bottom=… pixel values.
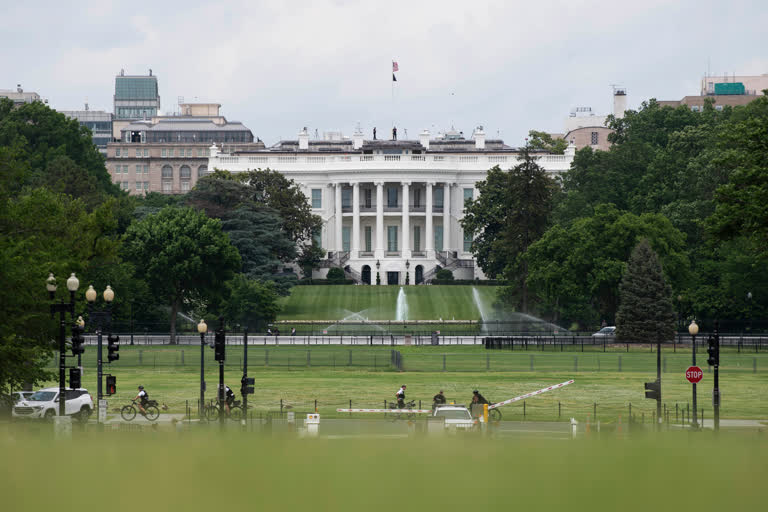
left=1, top=428, right=766, bottom=511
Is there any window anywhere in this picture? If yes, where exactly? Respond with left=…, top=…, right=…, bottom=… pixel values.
left=387, top=187, right=398, bottom=207
left=161, top=165, right=173, bottom=179
left=135, top=164, right=141, bottom=174
left=387, top=226, right=398, bottom=252
left=161, top=149, right=167, bottom=157
left=591, top=132, right=598, bottom=145
left=135, top=182, right=142, bottom=191
left=186, top=148, right=192, bottom=157
left=715, top=105, right=724, bottom=111
left=170, top=149, right=175, bottom=157
left=364, top=188, right=372, bottom=208
left=198, top=165, right=208, bottom=178
left=197, top=148, right=205, bottom=157
left=312, top=228, right=321, bottom=247
left=364, top=226, right=372, bottom=252
left=123, top=165, right=129, bottom=174
left=181, top=181, right=190, bottom=192
left=463, top=188, right=473, bottom=205
left=342, top=188, right=351, bottom=209
left=121, top=182, right=129, bottom=190
left=413, top=189, right=421, bottom=208
left=136, top=149, right=141, bottom=157
left=413, top=226, right=421, bottom=252
left=116, top=148, right=121, bottom=157
left=311, top=189, right=322, bottom=209
left=435, top=226, right=443, bottom=252
left=162, top=181, right=172, bottom=192
left=691, top=106, right=701, bottom=112
left=463, top=230, right=472, bottom=252
left=434, top=187, right=444, bottom=208
left=342, top=227, right=350, bottom=252
left=180, top=165, right=191, bottom=179
left=143, top=165, right=149, bottom=174
left=114, top=166, right=120, bottom=175
left=143, top=182, right=150, bottom=191
left=144, top=148, right=149, bottom=157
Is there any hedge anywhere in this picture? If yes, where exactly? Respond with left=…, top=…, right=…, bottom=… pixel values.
left=430, top=279, right=502, bottom=286
left=296, top=279, right=356, bottom=285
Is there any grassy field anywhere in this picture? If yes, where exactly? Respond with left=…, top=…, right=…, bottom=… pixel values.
left=278, top=285, right=500, bottom=320
left=39, top=345, right=768, bottom=422
left=2, top=429, right=767, bottom=512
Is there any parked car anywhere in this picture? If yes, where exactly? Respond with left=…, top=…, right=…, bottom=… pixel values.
left=432, top=404, right=477, bottom=429
left=12, top=387, right=93, bottom=422
left=12, top=391, right=34, bottom=404
left=592, top=326, right=616, bottom=337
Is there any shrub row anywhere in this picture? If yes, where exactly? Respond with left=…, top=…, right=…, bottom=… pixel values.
left=430, top=279, right=502, bottom=285
left=296, top=278, right=356, bottom=285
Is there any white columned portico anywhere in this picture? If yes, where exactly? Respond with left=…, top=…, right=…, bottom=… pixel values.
left=401, top=181, right=410, bottom=258
left=334, top=183, right=343, bottom=253
left=443, top=183, right=451, bottom=252
left=375, top=181, right=384, bottom=259
left=426, top=182, right=434, bottom=257
left=351, top=182, right=360, bottom=258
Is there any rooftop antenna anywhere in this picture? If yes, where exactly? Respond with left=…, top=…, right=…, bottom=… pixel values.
left=84, top=98, right=89, bottom=111
left=149, top=68, right=152, bottom=76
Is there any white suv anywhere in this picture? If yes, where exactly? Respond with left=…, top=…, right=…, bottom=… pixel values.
left=12, top=387, right=93, bottom=422
left=433, top=405, right=477, bottom=429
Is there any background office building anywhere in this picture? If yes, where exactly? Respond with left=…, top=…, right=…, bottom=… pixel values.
left=0, top=85, right=41, bottom=106
left=60, top=106, right=113, bottom=155
left=112, top=70, right=160, bottom=139
left=106, top=103, right=261, bottom=195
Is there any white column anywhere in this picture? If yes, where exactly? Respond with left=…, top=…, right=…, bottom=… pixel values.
left=443, top=183, right=451, bottom=252
left=375, top=181, right=384, bottom=259
left=401, top=181, right=410, bottom=258
left=335, top=183, right=343, bottom=253
left=352, top=182, right=360, bottom=258
left=426, top=182, right=434, bottom=257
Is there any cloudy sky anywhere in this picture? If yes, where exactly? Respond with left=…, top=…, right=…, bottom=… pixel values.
left=3, top=0, right=767, bottom=145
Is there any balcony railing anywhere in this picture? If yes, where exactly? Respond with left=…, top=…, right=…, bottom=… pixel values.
left=409, top=205, right=426, bottom=212
left=359, top=251, right=374, bottom=258
left=383, top=205, right=401, bottom=212
left=385, top=251, right=401, bottom=257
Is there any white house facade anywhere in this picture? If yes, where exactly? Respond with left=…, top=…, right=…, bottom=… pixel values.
left=208, top=127, right=575, bottom=285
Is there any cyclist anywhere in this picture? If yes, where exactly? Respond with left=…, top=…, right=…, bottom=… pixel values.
left=472, top=390, right=490, bottom=406
left=134, top=385, right=149, bottom=416
left=224, top=385, right=236, bottom=415
left=432, top=390, right=446, bottom=410
left=395, top=385, right=407, bottom=408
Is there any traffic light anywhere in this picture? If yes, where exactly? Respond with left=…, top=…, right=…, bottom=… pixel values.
left=71, top=324, right=85, bottom=356
left=644, top=380, right=661, bottom=401
left=105, top=374, right=117, bottom=395
left=69, top=367, right=81, bottom=388
left=107, top=334, right=120, bottom=362
left=241, top=376, right=255, bottom=396
left=214, top=329, right=226, bottom=362
left=707, top=335, right=719, bottom=366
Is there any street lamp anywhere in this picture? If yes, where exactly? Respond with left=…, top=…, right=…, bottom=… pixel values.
left=47, top=272, right=80, bottom=418
left=197, top=319, right=207, bottom=419
left=688, top=319, right=699, bottom=428
left=86, top=284, right=115, bottom=422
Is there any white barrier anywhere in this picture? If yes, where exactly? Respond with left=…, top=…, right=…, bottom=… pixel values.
left=488, top=380, right=575, bottom=410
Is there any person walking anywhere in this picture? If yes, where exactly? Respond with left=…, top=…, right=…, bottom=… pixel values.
left=392, top=126, right=397, bottom=141
left=395, top=385, right=406, bottom=408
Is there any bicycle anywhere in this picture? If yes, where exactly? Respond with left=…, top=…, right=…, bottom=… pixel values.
left=121, top=399, right=160, bottom=422
left=388, top=399, right=416, bottom=421
left=204, top=399, right=244, bottom=421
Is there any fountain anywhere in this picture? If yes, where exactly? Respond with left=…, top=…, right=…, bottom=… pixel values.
left=395, top=287, right=408, bottom=321
left=472, top=287, right=490, bottom=333
left=325, top=309, right=386, bottom=333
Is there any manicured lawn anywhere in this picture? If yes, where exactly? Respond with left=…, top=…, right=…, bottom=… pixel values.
left=42, top=345, right=768, bottom=421
left=279, top=285, right=501, bottom=320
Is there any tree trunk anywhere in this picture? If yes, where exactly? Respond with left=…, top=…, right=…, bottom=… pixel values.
left=170, top=299, right=178, bottom=345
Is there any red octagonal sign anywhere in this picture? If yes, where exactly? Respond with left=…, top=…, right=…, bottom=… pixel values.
left=686, top=366, right=703, bottom=384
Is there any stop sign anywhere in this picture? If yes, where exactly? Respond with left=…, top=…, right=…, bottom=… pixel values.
left=686, top=366, right=703, bottom=384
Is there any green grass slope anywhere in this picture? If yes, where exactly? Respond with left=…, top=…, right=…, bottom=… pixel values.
left=279, top=285, right=500, bottom=320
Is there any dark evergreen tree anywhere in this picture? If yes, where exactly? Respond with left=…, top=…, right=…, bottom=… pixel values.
left=616, top=239, right=676, bottom=343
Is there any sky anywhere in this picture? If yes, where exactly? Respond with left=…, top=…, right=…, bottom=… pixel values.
left=3, top=0, right=767, bottom=146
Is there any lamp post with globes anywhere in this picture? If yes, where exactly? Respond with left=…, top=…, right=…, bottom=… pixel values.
left=85, top=284, right=115, bottom=412
left=47, top=272, right=80, bottom=418
left=747, top=292, right=753, bottom=334
left=689, top=320, right=699, bottom=428
left=197, top=319, right=207, bottom=418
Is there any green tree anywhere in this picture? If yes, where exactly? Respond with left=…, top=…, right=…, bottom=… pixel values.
left=326, top=267, right=346, bottom=282
left=220, top=275, right=280, bottom=332
left=525, top=204, right=688, bottom=328
left=527, top=130, right=567, bottom=154
left=462, top=147, right=555, bottom=311
left=435, top=269, right=454, bottom=281
left=615, top=239, right=676, bottom=343
left=122, top=206, right=240, bottom=344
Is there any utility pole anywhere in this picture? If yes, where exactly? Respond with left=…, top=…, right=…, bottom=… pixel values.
left=710, top=321, right=721, bottom=431
left=215, top=317, right=226, bottom=426
left=197, top=319, right=207, bottom=419
left=656, top=332, right=662, bottom=431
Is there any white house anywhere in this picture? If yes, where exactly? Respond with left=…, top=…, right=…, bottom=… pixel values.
left=208, top=127, right=575, bottom=285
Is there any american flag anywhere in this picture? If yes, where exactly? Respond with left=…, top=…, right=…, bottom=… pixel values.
left=392, top=61, right=399, bottom=72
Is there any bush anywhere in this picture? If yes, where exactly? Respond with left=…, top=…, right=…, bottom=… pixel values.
left=431, top=279, right=501, bottom=285
left=376, top=272, right=381, bottom=285
left=296, top=278, right=355, bottom=285
left=326, top=267, right=346, bottom=281
left=435, top=269, right=454, bottom=280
